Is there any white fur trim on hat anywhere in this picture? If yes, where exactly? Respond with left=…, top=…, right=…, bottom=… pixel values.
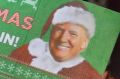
left=52, top=6, right=96, bottom=38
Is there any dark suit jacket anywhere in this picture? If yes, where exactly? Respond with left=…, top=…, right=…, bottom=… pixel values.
left=9, top=44, right=102, bottom=79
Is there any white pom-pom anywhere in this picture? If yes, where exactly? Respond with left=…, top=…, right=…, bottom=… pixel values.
left=28, top=38, right=47, bottom=57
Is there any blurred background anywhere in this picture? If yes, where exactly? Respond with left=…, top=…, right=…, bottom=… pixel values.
left=84, top=0, right=120, bottom=12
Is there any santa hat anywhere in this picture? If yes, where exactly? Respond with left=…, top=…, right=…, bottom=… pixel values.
left=52, top=6, right=96, bottom=38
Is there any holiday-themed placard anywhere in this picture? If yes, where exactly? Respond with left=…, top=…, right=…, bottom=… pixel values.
left=0, top=0, right=120, bottom=79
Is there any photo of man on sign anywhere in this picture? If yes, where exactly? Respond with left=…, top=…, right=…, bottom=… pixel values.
left=9, top=1, right=102, bottom=79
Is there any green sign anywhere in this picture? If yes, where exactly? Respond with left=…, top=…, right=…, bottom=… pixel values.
left=0, top=0, right=120, bottom=79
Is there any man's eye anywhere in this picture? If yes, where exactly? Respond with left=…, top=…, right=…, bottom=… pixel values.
left=69, top=31, right=78, bottom=37
left=54, top=28, right=63, bottom=33
left=71, top=33, right=78, bottom=37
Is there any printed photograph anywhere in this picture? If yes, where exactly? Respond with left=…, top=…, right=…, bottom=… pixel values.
left=0, top=0, right=119, bottom=79
left=9, top=1, right=102, bottom=79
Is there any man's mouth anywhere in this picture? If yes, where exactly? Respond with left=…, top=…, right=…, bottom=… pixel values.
left=56, top=43, right=70, bottom=51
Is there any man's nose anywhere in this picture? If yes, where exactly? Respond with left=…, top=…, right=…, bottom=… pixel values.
left=59, top=31, right=70, bottom=42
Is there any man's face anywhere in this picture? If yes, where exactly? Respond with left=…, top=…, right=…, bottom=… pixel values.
left=49, top=22, right=88, bottom=62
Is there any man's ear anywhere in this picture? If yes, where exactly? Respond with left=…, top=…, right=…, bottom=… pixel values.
left=81, top=39, right=89, bottom=50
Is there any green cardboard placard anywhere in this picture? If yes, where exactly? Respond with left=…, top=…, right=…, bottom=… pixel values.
left=0, top=0, right=120, bottom=79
